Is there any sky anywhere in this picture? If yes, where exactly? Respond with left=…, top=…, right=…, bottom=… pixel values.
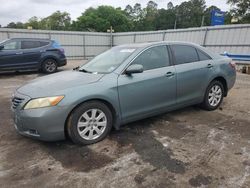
left=0, top=0, right=231, bottom=27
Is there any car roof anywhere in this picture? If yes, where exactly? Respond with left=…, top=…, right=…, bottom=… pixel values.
left=7, top=38, right=52, bottom=41
left=117, top=41, right=202, bottom=49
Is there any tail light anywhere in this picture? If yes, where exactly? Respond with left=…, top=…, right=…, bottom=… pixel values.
left=229, top=61, right=236, bottom=70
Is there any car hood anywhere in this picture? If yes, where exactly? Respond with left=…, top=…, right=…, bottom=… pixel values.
left=17, top=70, right=104, bottom=98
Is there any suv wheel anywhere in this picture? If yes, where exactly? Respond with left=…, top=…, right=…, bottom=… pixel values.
left=67, top=101, right=113, bottom=145
left=42, top=59, right=57, bottom=73
left=201, top=80, right=224, bottom=111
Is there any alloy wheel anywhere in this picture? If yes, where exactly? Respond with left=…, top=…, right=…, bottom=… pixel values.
left=45, top=61, right=57, bottom=72
left=208, top=85, right=222, bottom=107
left=77, top=109, right=107, bottom=140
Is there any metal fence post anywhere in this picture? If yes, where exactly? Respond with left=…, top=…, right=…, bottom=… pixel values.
left=6, top=31, right=10, bottom=39
left=202, top=27, right=208, bottom=47
left=83, top=34, right=86, bottom=59
left=133, top=33, right=136, bottom=43
left=162, top=31, right=166, bottom=41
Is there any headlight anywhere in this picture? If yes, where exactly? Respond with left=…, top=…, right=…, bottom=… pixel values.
left=24, top=96, right=64, bottom=109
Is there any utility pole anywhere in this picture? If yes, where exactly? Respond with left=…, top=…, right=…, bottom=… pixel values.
left=107, top=26, right=114, bottom=48
left=174, top=19, right=177, bottom=29
left=201, top=15, right=205, bottom=27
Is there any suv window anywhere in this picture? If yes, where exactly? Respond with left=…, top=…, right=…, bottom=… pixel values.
left=132, top=45, right=170, bottom=71
left=197, top=49, right=212, bottom=61
left=21, top=41, right=42, bottom=49
left=40, top=41, right=50, bottom=47
left=171, top=45, right=199, bottom=65
left=3, top=41, right=21, bottom=50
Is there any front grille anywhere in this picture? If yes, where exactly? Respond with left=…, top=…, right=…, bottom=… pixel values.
left=12, top=97, right=24, bottom=109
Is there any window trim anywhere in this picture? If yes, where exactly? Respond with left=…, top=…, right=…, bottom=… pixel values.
left=121, top=44, right=173, bottom=75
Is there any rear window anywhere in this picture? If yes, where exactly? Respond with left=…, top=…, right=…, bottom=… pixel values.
left=171, top=45, right=199, bottom=65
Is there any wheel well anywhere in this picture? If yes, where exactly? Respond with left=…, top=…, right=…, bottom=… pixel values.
left=41, top=57, right=58, bottom=66
left=64, top=99, right=117, bottom=138
left=212, top=77, right=228, bottom=97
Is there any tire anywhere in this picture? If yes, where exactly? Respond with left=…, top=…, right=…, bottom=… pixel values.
left=67, top=101, right=113, bottom=145
left=41, top=59, right=57, bottom=73
left=201, top=80, right=224, bottom=111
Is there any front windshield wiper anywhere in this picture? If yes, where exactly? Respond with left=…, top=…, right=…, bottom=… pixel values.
left=78, top=68, right=92, bottom=73
left=73, top=66, right=80, bottom=70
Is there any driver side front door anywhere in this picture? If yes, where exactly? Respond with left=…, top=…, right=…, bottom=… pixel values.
left=118, top=45, right=176, bottom=124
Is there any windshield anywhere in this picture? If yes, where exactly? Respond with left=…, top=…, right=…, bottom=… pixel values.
left=79, top=46, right=137, bottom=73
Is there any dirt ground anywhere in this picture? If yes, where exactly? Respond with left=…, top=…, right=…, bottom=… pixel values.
left=0, top=61, right=250, bottom=188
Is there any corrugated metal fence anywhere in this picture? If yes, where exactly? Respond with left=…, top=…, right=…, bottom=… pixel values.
left=0, top=24, right=250, bottom=59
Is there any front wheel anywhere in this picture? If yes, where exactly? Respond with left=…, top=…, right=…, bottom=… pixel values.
left=201, top=80, right=224, bottom=111
left=67, top=101, right=113, bottom=145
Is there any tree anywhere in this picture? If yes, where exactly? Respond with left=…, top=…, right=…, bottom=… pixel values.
left=176, top=0, right=206, bottom=28
left=227, top=0, right=250, bottom=23
left=26, top=16, right=41, bottom=29
left=155, top=8, right=176, bottom=30
left=41, top=11, right=71, bottom=30
left=167, top=2, right=174, bottom=9
left=6, top=22, right=24, bottom=29
left=227, top=0, right=250, bottom=16
left=73, top=6, right=133, bottom=32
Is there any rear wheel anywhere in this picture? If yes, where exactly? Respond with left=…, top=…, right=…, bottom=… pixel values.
left=42, top=59, right=57, bottom=73
left=201, top=80, right=224, bottom=111
left=67, top=101, right=113, bottom=145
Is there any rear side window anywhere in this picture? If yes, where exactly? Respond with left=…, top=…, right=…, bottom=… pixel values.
left=132, top=45, right=170, bottom=71
left=40, top=41, right=50, bottom=47
left=171, top=45, right=199, bottom=65
left=196, top=49, right=212, bottom=61
left=21, top=41, right=41, bottom=49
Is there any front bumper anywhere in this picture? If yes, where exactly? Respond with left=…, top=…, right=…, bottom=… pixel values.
left=11, top=92, right=68, bottom=141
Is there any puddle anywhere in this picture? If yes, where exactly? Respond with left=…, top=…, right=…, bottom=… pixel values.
left=111, top=117, right=186, bottom=174
left=44, top=141, right=113, bottom=172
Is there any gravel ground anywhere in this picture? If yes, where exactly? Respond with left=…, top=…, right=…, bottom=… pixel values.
left=0, top=61, right=250, bottom=188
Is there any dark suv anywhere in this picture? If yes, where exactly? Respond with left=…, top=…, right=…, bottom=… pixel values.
left=0, top=38, right=67, bottom=73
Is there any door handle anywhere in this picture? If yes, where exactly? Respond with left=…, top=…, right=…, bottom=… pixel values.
left=165, top=72, right=175, bottom=77
left=207, top=64, right=213, bottom=68
left=15, top=52, right=23, bottom=55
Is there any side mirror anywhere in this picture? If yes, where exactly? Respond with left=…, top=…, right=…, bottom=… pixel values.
left=0, top=45, right=4, bottom=51
left=125, top=64, right=143, bottom=75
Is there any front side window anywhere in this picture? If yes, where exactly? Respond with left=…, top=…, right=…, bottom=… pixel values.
left=3, top=41, right=21, bottom=50
left=21, top=41, right=41, bottom=49
left=171, top=45, right=199, bottom=65
left=132, top=45, right=170, bottom=71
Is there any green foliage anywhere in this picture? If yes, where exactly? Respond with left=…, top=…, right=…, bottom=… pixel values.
left=4, top=0, right=250, bottom=31
left=227, top=0, right=250, bottom=16
left=227, top=0, right=250, bottom=23
left=73, top=6, right=133, bottom=32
